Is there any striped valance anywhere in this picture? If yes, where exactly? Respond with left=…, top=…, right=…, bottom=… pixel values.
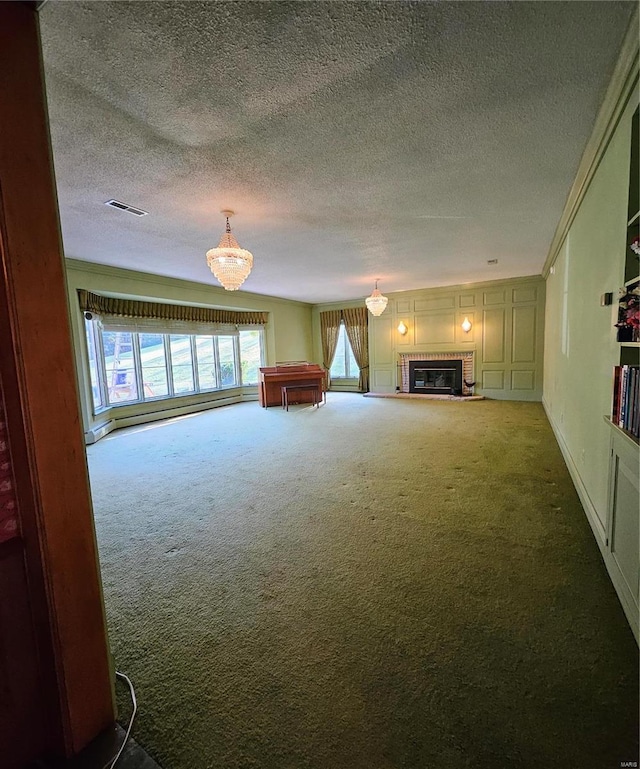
left=78, top=289, right=268, bottom=326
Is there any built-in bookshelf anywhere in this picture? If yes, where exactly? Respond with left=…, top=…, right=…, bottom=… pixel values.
left=601, top=99, right=640, bottom=649
left=611, top=364, right=640, bottom=441
left=614, top=104, right=640, bottom=412
left=616, top=277, right=639, bottom=346
left=616, top=237, right=639, bottom=438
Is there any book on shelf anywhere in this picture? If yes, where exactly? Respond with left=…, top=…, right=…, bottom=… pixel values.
left=611, top=364, right=640, bottom=439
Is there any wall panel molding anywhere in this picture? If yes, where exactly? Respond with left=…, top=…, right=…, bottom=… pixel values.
left=482, top=371, right=505, bottom=390
left=483, top=290, right=506, bottom=305
left=513, top=287, right=537, bottom=304
left=368, top=275, right=545, bottom=401
left=372, top=316, right=394, bottom=365
left=459, top=294, right=476, bottom=308
left=511, top=305, right=537, bottom=363
left=511, top=370, right=535, bottom=391
left=415, top=311, right=456, bottom=346
left=414, top=295, right=456, bottom=312
left=482, top=308, right=506, bottom=363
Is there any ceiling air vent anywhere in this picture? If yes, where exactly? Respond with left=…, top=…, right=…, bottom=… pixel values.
left=105, top=199, right=148, bottom=216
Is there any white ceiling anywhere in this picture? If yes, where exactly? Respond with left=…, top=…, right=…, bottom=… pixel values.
left=39, top=1, right=634, bottom=304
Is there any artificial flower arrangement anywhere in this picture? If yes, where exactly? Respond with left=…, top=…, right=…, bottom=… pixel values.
left=616, top=279, right=640, bottom=342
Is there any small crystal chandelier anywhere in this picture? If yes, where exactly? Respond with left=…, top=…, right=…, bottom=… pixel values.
left=365, top=279, right=388, bottom=316
left=206, top=210, right=253, bottom=291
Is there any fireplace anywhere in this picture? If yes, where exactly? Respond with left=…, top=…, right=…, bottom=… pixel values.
left=400, top=352, right=474, bottom=395
left=409, top=360, right=463, bottom=395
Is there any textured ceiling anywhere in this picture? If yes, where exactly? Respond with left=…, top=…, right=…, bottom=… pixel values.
left=39, top=1, right=634, bottom=304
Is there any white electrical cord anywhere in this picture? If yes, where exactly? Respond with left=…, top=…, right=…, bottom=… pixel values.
left=103, top=671, right=138, bottom=769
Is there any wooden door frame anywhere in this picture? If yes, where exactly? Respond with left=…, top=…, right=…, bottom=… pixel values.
left=0, top=1, right=114, bottom=761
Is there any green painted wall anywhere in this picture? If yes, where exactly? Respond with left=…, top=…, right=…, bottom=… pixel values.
left=543, top=87, right=638, bottom=535
left=314, top=277, right=545, bottom=400
left=65, top=260, right=314, bottom=436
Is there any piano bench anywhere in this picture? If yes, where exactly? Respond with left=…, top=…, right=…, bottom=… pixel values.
left=281, top=384, right=324, bottom=411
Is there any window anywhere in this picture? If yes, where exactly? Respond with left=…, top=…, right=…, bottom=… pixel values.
left=330, top=323, right=359, bottom=379
left=83, top=317, right=265, bottom=413
left=195, top=335, right=217, bottom=390
left=139, top=333, right=169, bottom=398
left=217, top=335, right=237, bottom=387
left=103, top=331, right=138, bottom=404
left=239, top=329, right=262, bottom=385
left=84, top=317, right=103, bottom=410
left=170, top=335, right=195, bottom=394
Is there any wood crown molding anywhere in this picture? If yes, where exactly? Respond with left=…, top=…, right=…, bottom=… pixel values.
left=542, top=7, right=640, bottom=278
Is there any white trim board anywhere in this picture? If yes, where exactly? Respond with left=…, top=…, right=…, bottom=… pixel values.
left=84, top=393, right=255, bottom=443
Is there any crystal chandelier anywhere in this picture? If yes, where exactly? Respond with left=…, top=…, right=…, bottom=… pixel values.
left=365, top=279, right=388, bottom=316
left=206, top=210, right=253, bottom=291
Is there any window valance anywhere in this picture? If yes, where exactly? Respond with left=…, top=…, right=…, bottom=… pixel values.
left=78, top=289, right=268, bottom=330
left=99, top=316, right=240, bottom=336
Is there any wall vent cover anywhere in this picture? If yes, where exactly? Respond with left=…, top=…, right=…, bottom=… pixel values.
left=105, top=199, right=148, bottom=216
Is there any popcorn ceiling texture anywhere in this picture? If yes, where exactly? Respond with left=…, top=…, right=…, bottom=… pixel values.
left=39, top=1, right=634, bottom=303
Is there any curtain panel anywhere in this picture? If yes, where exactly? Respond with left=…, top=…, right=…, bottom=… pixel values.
left=342, top=306, right=369, bottom=392
left=319, top=310, right=342, bottom=379
left=78, top=289, right=268, bottom=326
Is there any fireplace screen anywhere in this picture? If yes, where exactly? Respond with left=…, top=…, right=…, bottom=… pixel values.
left=409, top=360, right=463, bottom=394
left=413, top=368, right=456, bottom=390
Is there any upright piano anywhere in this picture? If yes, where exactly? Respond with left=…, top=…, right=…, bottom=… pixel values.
left=258, top=363, right=326, bottom=407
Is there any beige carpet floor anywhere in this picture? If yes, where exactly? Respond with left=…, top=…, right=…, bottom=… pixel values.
left=87, top=394, right=639, bottom=769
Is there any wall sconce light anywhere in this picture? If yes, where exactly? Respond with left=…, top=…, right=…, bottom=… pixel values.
left=461, top=317, right=472, bottom=333
left=397, top=321, right=408, bottom=335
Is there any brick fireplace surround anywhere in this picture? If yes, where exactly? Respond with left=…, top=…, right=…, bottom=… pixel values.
left=399, top=352, right=475, bottom=396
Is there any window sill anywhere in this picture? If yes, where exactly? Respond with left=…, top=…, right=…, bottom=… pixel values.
left=96, top=384, right=253, bottom=413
